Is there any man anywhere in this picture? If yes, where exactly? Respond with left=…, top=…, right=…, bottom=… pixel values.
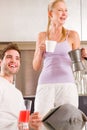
left=0, top=43, right=25, bottom=124
left=0, top=43, right=41, bottom=127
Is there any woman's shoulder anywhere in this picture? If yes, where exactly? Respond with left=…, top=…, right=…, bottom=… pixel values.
left=66, top=29, right=80, bottom=48
left=38, top=31, right=47, bottom=39
left=67, top=29, right=79, bottom=38
left=63, top=28, right=79, bottom=39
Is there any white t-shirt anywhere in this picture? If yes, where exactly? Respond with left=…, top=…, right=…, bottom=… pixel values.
left=0, top=77, right=25, bottom=124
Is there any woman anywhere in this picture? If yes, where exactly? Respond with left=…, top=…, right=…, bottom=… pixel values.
left=33, top=0, right=86, bottom=118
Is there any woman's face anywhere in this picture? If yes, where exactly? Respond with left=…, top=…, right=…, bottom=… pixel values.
left=49, top=1, right=68, bottom=26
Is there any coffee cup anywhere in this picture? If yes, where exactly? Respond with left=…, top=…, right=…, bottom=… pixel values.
left=45, top=40, right=57, bottom=52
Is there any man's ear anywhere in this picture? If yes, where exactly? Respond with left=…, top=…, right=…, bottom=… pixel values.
left=0, top=59, right=2, bottom=67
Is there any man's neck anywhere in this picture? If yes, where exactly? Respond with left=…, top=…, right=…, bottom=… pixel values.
left=0, top=73, right=14, bottom=84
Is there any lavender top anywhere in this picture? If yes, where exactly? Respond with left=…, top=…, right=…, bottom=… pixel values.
left=38, top=40, right=75, bottom=84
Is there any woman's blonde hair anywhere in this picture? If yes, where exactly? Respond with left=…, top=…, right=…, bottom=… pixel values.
left=47, top=0, right=66, bottom=39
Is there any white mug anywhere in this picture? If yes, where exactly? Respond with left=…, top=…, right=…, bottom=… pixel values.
left=45, top=40, right=57, bottom=52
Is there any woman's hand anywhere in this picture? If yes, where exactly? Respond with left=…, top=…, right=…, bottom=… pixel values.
left=81, top=48, right=87, bottom=59
left=38, top=42, right=46, bottom=54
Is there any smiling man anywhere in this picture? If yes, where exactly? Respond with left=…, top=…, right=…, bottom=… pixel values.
left=0, top=43, right=25, bottom=125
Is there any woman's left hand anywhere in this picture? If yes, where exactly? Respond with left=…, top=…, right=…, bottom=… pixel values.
left=81, top=48, right=87, bottom=59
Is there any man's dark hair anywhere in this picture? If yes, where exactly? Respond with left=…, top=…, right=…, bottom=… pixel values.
left=0, top=43, right=21, bottom=59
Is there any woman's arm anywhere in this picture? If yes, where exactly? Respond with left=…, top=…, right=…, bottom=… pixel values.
left=69, top=30, right=87, bottom=59
left=33, top=32, right=46, bottom=71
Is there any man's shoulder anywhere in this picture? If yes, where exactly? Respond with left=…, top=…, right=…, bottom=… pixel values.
left=0, top=77, right=7, bottom=84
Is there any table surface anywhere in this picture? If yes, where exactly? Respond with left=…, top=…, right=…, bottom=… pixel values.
left=0, top=121, right=86, bottom=130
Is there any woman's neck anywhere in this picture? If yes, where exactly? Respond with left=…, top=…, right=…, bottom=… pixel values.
left=49, top=26, right=66, bottom=42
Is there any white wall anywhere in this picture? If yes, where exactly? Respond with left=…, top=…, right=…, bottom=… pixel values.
left=0, top=0, right=85, bottom=41
left=0, top=0, right=49, bottom=41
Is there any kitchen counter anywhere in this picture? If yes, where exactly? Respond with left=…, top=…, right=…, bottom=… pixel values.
left=79, top=95, right=87, bottom=115
left=23, top=95, right=87, bottom=116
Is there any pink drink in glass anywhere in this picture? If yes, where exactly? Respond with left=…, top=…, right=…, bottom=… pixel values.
left=18, top=110, right=30, bottom=122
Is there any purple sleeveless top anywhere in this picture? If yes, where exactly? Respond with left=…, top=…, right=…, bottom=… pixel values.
left=38, top=40, right=75, bottom=84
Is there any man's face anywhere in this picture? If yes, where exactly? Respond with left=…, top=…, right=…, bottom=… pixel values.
left=0, top=49, right=20, bottom=76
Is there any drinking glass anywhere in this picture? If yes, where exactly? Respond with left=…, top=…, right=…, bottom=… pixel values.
left=18, top=100, right=32, bottom=130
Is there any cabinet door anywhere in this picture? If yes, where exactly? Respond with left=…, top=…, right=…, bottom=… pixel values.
left=64, top=0, right=81, bottom=40
left=82, top=0, right=87, bottom=41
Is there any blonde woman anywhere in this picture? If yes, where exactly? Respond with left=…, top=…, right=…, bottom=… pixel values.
left=33, top=0, right=86, bottom=118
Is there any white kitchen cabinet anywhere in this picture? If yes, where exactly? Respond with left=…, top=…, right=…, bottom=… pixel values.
left=81, top=0, right=87, bottom=41
left=65, top=0, right=81, bottom=40
left=0, top=0, right=86, bottom=41
left=0, top=0, right=49, bottom=41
